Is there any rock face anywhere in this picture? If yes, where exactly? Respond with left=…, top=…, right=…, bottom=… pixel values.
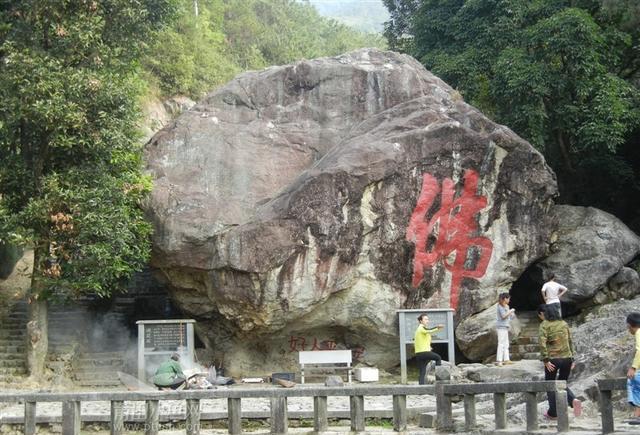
left=570, top=297, right=640, bottom=398
left=144, top=49, right=558, bottom=372
left=535, top=206, right=640, bottom=304
left=140, top=95, right=195, bottom=144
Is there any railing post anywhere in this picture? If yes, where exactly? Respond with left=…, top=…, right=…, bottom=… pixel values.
left=435, top=382, right=453, bottom=431
left=555, top=389, right=569, bottom=433
left=228, top=398, right=242, bottom=435
left=599, top=388, right=614, bottom=434
left=270, top=396, right=288, bottom=434
left=186, top=399, right=200, bottom=435
left=62, top=401, right=81, bottom=435
left=463, top=394, right=476, bottom=431
left=493, top=392, right=507, bottom=429
left=110, top=400, right=124, bottom=435
left=392, top=394, right=407, bottom=432
left=313, top=395, right=328, bottom=432
left=24, top=401, right=36, bottom=435
left=524, top=392, right=539, bottom=432
left=350, top=395, right=365, bottom=432
left=145, top=400, right=160, bottom=435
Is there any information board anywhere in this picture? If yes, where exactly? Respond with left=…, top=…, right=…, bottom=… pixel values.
left=137, top=319, right=195, bottom=381
left=144, top=323, right=187, bottom=350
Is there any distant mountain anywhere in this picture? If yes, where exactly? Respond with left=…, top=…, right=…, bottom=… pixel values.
left=303, top=0, right=389, bottom=33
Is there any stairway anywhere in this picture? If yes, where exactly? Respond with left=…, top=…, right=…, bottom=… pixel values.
left=48, top=300, right=132, bottom=388
left=48, top=303, right=92, bottom=354
left=0, top=300, right=28, bottom=385
left=511, top=311, right=541, bottom=361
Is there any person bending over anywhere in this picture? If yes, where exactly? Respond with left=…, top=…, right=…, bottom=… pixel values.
left=153, top=353, right=187, bottom=390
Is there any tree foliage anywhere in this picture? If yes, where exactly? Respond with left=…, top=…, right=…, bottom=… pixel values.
left=144, top=0, right=387, bottom=98
left=383, top=0, right=640, bottom=229
left=0, top=0, right=175, bottom=299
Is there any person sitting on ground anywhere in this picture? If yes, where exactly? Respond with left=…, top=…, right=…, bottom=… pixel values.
left=414, top=313, right=444, bottom=385
left=538, top=304, right=581, bottom=419
left=625, top=312, right=640, bottom=425
left=541, top=273, right=568, bottom=319
left=152, top=353, right=187, bottom=390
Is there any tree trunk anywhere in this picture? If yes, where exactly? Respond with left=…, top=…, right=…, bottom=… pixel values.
left=26, top=248, right=48, bottom=380
left=555, top=130, right=574, bottom=172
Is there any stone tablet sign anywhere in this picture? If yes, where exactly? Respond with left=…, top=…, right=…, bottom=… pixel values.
left=137, top=319, right=195, bottom=381
left=397, top=308, right=455, bottom=384
left=144, top=323, right=187, bottom=350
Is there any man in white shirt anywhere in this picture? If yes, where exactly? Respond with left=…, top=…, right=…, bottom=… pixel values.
left=541, top=273, right=568, bottom=318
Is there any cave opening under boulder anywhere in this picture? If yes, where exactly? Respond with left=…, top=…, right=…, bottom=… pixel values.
left=509, top=263, right=579, bottom=317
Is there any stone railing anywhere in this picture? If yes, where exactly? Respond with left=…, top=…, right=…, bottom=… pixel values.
left=597, top=377, right=626, bottom=434
left=0, top=380, right=598, bottom=434
left=438, top=380, right=569, bottom=433
left=0, top=385, right=435, bottom=435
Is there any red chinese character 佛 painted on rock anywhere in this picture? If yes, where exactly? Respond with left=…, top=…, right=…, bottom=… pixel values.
left=406, top=169, right=493, bottom=309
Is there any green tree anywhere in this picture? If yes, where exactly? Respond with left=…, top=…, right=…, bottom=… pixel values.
left=0, top=0, right=175, bottom=378
left=384, top=0, right=640, bottom=222
left=144, top=0, right=386, bottom=99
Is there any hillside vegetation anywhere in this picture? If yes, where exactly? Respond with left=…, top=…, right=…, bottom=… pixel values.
left=143, top=0, right=386, bottom=99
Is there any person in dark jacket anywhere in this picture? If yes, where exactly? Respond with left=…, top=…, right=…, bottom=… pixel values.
left=538, top=305, right=582, bottom=419
left=153, top=353, right=186, bottom=389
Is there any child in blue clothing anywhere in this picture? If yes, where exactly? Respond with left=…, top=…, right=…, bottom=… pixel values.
left=626, top=312, right=640, bottom=424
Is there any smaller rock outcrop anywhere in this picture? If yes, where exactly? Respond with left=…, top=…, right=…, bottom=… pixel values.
left=571, top=298, right=640, bottom=385
left=536, top=206, right=640, bottom=304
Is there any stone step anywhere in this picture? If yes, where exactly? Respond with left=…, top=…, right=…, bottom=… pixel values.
left=49, top=345, right=75, bottom=354
left=0, top=374, right=26, bottom=385
left=514, top=336, right=539, bottom=345
left=74, top=365, right=125, bottom=376
left=0, top=366, right=27, bottom=375
left=0, top=319, right=26, bottom=325
left=0, top=359, right=26, bottom=368
left=0, top=352, right=27, bottom=360
left=0, top=330, right=26, bottom=337
left=512, top=344, right=539, bottom=353
left=75, top=379, right=122, bottom=389
left=0, top=339, right=25, bottom=346
left=78, top=351, right=126, bottom=360
left=0, top=345, right=25, bottom=353
left=520, top=352, right=541, bottom=360
left=74, top=372, right=123, bottom=382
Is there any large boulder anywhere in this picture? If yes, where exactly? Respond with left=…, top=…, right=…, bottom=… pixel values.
left=535, top=206, right=640, bottom=304
left=144, top=49, right=557, bottom=373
